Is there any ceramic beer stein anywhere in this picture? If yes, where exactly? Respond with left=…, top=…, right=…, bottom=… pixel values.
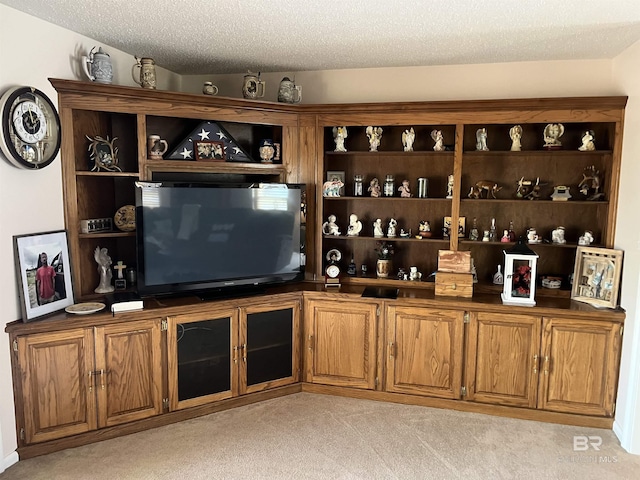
left=242, top=73, right=265, bottom=99
left=147, top=135, right=168, bottom=159
left=132, top=56, right=157, bottom=89
left=82, top=47, right=113, bottom=84
left=277, top=77, right=302, bottom=103
left=202, top=82, right=219, bottom=95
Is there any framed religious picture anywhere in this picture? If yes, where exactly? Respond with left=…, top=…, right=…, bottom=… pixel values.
left=13, top=230, right=74, bottom=322
left=443, top=216, right=466, bottom=238
left=194, top=141, right=226, bottom=161
left=571, top=246, right=623, bottom=309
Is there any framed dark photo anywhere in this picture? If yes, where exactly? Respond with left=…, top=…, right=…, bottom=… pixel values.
left=195, top=141, right=226, bottom=161
left=14, top=230, right=74, bottom=322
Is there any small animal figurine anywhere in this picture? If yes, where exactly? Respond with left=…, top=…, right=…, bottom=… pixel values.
left=322, top=176, right=344, bottom=197
left=468, top=180, right=502, bottom=199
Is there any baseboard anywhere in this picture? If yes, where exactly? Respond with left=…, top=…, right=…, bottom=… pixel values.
left=1, top=451, right=19, bottom=473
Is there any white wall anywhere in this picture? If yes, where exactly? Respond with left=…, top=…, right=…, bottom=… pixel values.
left=0, top=4, right=180, bottom=472
left=612, top=38, right=640, bottom=455
left=0, top=5, right=638, bottom=472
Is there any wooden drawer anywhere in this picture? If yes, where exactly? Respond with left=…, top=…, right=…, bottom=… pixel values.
left=435, top=272, right=473, bottom=298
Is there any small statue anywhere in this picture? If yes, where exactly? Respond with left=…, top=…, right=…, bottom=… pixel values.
left=578, top=230, right=594, bottom=246
left=579, top=130, right=596, bottom=151
left=446, top=174, right=454, bottom=199
left=527, top=228, right=541, bottom=244
left=468, top=180, right=502, bottom=199
left=373, top=218, right=385, bottom=238
left=402, top=128, right=415, bottom=152
left=94, top=246, right=114, bottom=294
left=347, top=213, right=362, bottom=236
left=482, top=230, right=490, bottom=242
left=516, top=177, right=544, bottom=199
left=469, top=218, right=479, bottom=241
left=543, top=123, right=564, bottom=149
left=417, top=220, right=432, bottom=238
left=387, top=218, right=397, bottom=238
left=409, top=266, right=422, bottom=281
left=400, top=229, right=411, bottom=238
left=322, top=214, right=341, bottom=236
left=431, top=129, right=445, bottom=151
left=552, top=226, right=566, bottom=244
left=501, top=230, right=510, bottom=242
left=493, top=265, right=504, bottom=285
left=398, top=179, right=411, bottom=197
left=366, top=126, right=383, bottom=152
left=322, top=176, right=344, bottom=197
left=578, top=165, right=603, bottom=200
left=476, top=128, right=489, bottom=151
left=509, top=125, right=523, bottom=151
left=368, top=177, right=381, bottom=197
left=333, top=126, right=348, bottom=152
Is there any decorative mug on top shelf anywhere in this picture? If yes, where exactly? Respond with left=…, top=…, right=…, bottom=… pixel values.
left=202, top=82, right=219, bottom=96
left=132, top=56, right=157, bottom=89
left=82, top=46, right=113, bottom=84
left=243, top=72, right=265, bottom=99
left=277, top=77, right=302, bottom=103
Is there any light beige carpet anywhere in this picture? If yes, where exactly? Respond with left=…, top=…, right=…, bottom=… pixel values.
left=1, top=392, right=638, bottom=479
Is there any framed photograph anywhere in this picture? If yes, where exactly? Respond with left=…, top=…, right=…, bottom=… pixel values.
left=443, top=216, right=466, bottom=238
left=325, top=170, right=345, bottom=196
left=571, top=246, right=623, bottom=309
left=14, top=230, right=74, bottom=322
left=195, top=141, right=226, bottom=161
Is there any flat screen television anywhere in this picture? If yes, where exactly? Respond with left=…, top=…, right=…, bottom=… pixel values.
left=134, top=181, right=305, bottom=298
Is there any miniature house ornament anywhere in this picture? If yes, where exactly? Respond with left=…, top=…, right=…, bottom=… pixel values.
left=501, top=239, right=539, bottom=306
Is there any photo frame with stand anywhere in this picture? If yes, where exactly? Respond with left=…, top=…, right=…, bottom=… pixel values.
left=571, top=246, right=623, bottom=309
left=13, top=230, right=74, bottom=322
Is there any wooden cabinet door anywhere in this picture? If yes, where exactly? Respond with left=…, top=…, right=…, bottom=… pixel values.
left=239, top=299, right=301, bottom=395
left=538, top=317, right=622, bottom=416
left=385, top=305, right=464, bottom=399
left=465, top=312, right=541, bottom=408
left=304, top=299, right=378, bottom=389
left=17, top=329, right=96, bottom=444
left=94, top=319, right=163, bottom=428
left=167, top=309, right=239, bottom=411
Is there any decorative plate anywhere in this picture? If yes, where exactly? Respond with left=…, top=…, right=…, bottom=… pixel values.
left=65, top=302, right=106, bottom=315
left=114, top=205, right=136, bottom=231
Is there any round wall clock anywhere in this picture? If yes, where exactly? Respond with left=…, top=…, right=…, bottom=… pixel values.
left=0, top=86, right=61, bottom=169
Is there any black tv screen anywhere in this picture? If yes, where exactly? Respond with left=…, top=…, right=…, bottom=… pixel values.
left=135, top=182, right=305, bottom=297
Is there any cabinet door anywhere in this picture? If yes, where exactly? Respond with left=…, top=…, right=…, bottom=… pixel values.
left=385, top=305, right=464, bottom=399
left=239, top=299, right=301, bottom=395
left=304, top=299, right=378, bottom=389
left=167, top=309, right=239, bottom=411
left=538, top=317, right=622, bottom=416
left=94, top=319, right=163, bottom=428
left=17, top=329, right=96, bottom=444
left=465, top=312, right=541, bottom=408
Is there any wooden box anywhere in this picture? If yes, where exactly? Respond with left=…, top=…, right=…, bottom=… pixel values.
left=435, top=272, right=473, bottom=298
left=438, top=250, right=471, bottom=273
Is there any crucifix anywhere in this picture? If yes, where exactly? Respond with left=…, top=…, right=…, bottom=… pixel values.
left=114, top=261, right=127, bottom=290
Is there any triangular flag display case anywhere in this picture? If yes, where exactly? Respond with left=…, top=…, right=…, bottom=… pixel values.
left=166, top=121, right=254, bottom=163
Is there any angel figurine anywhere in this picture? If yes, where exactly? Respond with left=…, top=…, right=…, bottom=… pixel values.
left=366, top=126, right=383, bottom=152
left=373, top=218, right=385, bottom=238
left=431, top=129, right=445, bottom=151
left=579, top=130, right=596, bottom=151
left=332, top=126, right=348, bottom=152
left=94, top=246, right=114, bottom=294
left=543, top=123, right=564, bottom=149
left=402, top=127, right=415, bottom=152
left=347, top=213, right=363, bottom=236
left=322, top=214, right=341, bottom=236
left=476, top=128, right=489, bottom=151
left=509, top=125, right=523, bottom=151
left=368, top=177, right=381, bottom=197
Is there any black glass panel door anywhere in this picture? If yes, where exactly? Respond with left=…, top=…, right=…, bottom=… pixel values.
left=177, top=317, right=230, bottom=401
left=246, top=308, right=293, bottom=386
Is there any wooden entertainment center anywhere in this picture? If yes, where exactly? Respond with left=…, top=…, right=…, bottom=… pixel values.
left=5, top=79, right=627, bottom=458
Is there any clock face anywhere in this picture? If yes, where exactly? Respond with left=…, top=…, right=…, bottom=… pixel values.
left=326, top=264, right=340, bottom=279
left=0, top=86, right=61, bottom=169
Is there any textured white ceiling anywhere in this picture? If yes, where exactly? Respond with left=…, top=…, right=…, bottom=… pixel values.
left=3, top=0, right=640, bottom=75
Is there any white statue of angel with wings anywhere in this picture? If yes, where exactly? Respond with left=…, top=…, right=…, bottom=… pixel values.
left=402, top=127, right=415, bottom=152
left=366, top=126, right=383, bottom=152
left=333, top=126, right=348, bottom=152
left=431, top=129, right=445, bottom=151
